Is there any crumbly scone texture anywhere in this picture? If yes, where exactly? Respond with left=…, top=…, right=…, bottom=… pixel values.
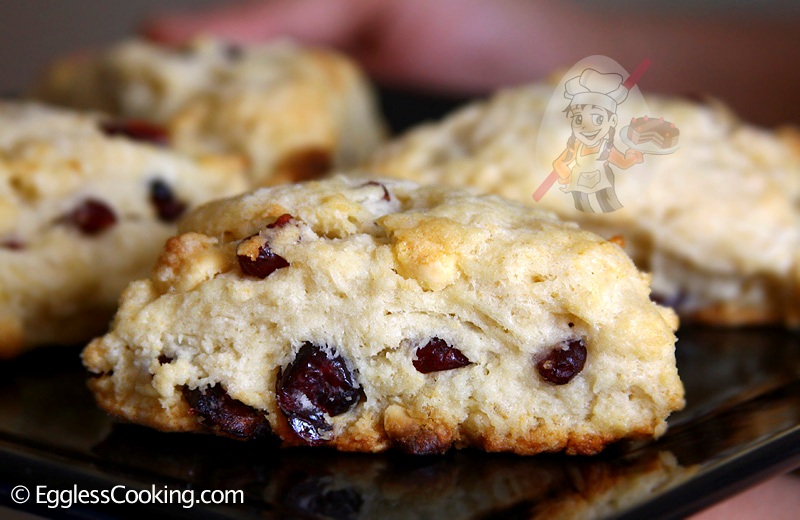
left=369, top=84, right=800, bottom=326
left=82, top=175, right=683, bottom=455
left=34, top=38, right=385, bottom=186
left=0, top=101, right=248, bottom=357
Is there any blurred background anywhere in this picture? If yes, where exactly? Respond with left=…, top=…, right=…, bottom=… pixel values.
left=2, top=0, right=800, bottom=126
left=0, top=0, right=220, bottom=93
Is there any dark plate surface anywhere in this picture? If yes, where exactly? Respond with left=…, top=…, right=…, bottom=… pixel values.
left=0, top=327, right=799, bottom=519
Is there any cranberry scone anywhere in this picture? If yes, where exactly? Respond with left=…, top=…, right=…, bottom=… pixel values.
left=369, top=85, right=800, bottom=326
left=0, top=101, right=247, bottom=357
left=33, top=38, right=384, bottom=186
left=82, top=175, right=683, bottom=455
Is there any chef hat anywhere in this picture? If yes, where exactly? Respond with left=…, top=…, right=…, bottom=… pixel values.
left=564, top=68, right=628, bottom=114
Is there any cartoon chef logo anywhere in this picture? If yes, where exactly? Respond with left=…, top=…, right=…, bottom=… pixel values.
left=534, top=58, right=680, bottom=213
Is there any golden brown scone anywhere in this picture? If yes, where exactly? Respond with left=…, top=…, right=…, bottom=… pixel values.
left=82, top=175, right=683, bottom=455
left=369, top=84, right=800, bottom=326
left=34, top=38, right=385, bottom=187
left=0, top=101, right=247, bottom=357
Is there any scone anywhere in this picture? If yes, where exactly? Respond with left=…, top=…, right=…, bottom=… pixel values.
left=34, top=37, right=384, bottom=186
left=82, top=175, right=684, bottom=455
left=0, top=101, right=248, bottom=357
left=369, top=85, right=800, bottom=326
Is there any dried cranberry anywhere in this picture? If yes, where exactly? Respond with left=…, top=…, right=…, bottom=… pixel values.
left=182, top=384, right=271, bottom=439
left=66, top=199, right=117, bottom=235
left=100, top=119, right=168, bottom=146
left=536, top=339, right=587, bottom=385
left=237, top=239, right=289, bottom=279
left=149, top=179, right=187, bottom=222
left=276, top=343, right=365, bottom=444
left=412, top=338, right=471, bottom=373
left=267, top=213, right=293, bottom=229
left=363, top=181, right=391, bottom=201
left=1, top=239, right=24, bottom=250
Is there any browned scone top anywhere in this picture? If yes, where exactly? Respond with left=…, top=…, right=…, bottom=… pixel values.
left=82, top=175, right=684, bottom=454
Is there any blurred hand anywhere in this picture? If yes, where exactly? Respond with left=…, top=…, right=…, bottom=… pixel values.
left=144, top=0, right=800, bottom=124
left=143, top=0, right=569, bottom=94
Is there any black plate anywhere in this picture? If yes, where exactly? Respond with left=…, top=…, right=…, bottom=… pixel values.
left=0, top=327, right=799, bottom=519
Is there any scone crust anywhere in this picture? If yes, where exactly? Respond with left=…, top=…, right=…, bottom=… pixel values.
left=83, top=176, right=684, bottom=454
